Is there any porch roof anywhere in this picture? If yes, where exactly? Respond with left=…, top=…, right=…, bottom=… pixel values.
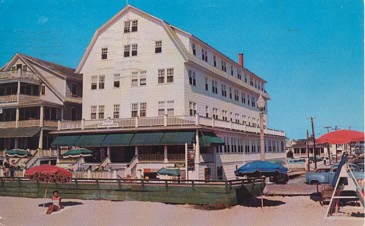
left=0, top=127, right=40, bottom=138
left=51, top=135, right=80, bottom=147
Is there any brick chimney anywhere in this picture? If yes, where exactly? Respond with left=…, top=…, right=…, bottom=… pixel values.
left=238, top=53, right=244, bottom=67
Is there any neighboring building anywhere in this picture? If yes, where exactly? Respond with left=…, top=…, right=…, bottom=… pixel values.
left=0, top=53, right=82, bottom=165
left=52, top=5, right=286, bottom=180
left=292, top=137, right=328, bottom=158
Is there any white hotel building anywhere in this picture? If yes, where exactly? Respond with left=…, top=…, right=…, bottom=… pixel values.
left=53, top=5, right=286, bottom=180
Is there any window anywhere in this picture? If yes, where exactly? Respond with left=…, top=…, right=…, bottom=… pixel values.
left=234, top=90, right=239, bottom=101
left=235, top=113, right=240, bottom=123
left=255, top=80, right=257, bottom=88
left=124, top=21, right=131, bottom=33
left=101, top=48, right=108, bottom=60
left=131, top=79, right=138, bottom=87
left=113, top=104, right=120, bottom=119
left=244, top=74, right=248, bottom=83
left=167, top=108, right=174, bottom=116
left=188, top=70, right=196, bottom=86
left=231, top=66, right=233, bottom=76
left=201, top=49, right=207, bottom=62
left=205, top=77, right=208, bottom=91
left=189, top=102, right=196, bottom=116
left=114, top=74, right=120, bottom=88
left=221, top=61, right=226, bottom=72
left=71, top=83, right=78, bottom=96
left=241, top=92, right=246, bottom=104
left=98, top=105, right=105, bottom=119
left=167, top=68, right=174, bottom=83
left=140, top=103, right=146, bottom=117
left=124, top=45, right=130, bottom=57
left=91, top=76, right=97, bottom=90
left=221, top=84, right=226, bottom=97
left=155, top=41, right=162, bottom=53
left=131, top=103, right=138, bottom=117
left=22, top=65, right=27, bottom=71
left=251, top=96, right=256, bottom=107
left=247, top=94, right=250, bottom=105
left=192, top=44, right=196, bottom=56
left=41, top=85, right=45, bottom=95
left=99, top=75, right=105, bottom=89
left=131, top=44, right=138, bottom=56
left=213, top=56, right=217, bottom=67
left=205, top=106, right=209, bottom=118
left=91, top=106, right=97, bottom=119
left=131, top=20, right=138, bottom=32
left=158, top=69, right=165, bottom=84
left=222, top=110, right=228, bottom=121
left=212, top=80, right=218, bottom=94
left=237, top=71, right=241, bottom=80
left=250, top=77, right=253, bottom=86
left=140, top=78, right=146, bottom=86
left=213, top=108, right=218, bottom=119
left=158, top=101, right=165, bottom=116
left=229, top=88, right=232, bottom=99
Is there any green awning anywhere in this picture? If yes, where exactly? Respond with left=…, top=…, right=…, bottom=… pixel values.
left=101, top=133, right=134, bottom=146
left=160, top=131, right=195, bottom=145
left=199, top=132, right=225, bottom=147
left=130, top=132, right=164, bottom=146
left=63, top=148, right=93, bottom=158
left=51, top=135, right=80, bottom=147
left=0, top=127, right=40, bottom=138
left=74, top=134, right=107, bottom=147
left=5, top=149, right=32, bottom=158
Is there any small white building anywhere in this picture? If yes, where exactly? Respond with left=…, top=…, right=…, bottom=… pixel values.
left=53, top=5, right=286, bottom=180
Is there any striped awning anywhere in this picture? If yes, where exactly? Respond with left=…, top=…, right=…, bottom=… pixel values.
left=74, top=134, right=107, bottom=147
left=51, top=135, right=80, bottom=147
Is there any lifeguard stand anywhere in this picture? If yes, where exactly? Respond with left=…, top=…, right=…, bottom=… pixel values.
left=325, top=163, right=364, bottom=219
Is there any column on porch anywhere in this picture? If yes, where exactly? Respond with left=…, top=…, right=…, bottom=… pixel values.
left=164, top=145, right=168, bottom=163
left=39, top=105, right=44, bottom=127
left=134, top=146, right=138, bottom=158
left=194, top=129, right=200, bottom=179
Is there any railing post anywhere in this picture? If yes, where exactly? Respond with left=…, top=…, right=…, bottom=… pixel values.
left=57, top=120, right=61, bottom=131
left=135, top=117, right=139, bottom=128
left=81, top=119, right=85, bottom=130
left=164, top=114, right=167, bottom=126
left=195, top=113, right=199, bottom=126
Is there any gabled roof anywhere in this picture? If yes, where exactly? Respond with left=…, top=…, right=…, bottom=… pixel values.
left=75, top=5, right=267, bottom=86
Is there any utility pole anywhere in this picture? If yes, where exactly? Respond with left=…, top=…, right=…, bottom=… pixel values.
left=306, top=129, right=310, bottom=171
left=309, top=117, right=317, bottom=170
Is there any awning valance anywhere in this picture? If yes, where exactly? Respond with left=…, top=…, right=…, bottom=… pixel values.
left=51, top=135, right=80, bottom=147
left=101, top=133, right=134, bottom=146
left=0, top=127, right=40, bottom=138
left=199, top=132, right=225, bottom=147
left=130, top=132, right=164, bottom=146
left=160, top=131, right=195, bottom=145
left=74, top=134, right=106, bottom=147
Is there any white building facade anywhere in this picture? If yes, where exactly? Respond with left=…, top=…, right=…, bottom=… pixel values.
left=54, top=5, right=286, bottom=180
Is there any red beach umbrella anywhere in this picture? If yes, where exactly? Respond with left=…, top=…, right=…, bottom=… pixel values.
left=25, top=164, right=72, bottom=183
left=316, top=130, right=364, bottom=145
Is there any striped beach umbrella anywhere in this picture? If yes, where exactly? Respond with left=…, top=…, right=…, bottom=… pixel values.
left=5, top=149, right=32, bottom=158
left=62, top=148, right=93, bottom=158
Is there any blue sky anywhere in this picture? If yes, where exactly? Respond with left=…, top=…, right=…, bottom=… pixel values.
left=0, top=0, right=363, bottom=139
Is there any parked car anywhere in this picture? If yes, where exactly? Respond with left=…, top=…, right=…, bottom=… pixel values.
left=305, top=163, right=364, bottom=184
left=308, top=157, right=323, bottom=163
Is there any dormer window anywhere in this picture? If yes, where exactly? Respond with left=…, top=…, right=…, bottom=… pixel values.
left=132, top=20, right=138, bottom=32
left=192, top=44, right=196, bottom=56
left=22, top=65, right=27, bottom=71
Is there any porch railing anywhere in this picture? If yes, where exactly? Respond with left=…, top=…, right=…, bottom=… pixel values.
left=138, top=154, right=164, bottom=162
left=43, top=120, right=58, bottom=128
left=0, top=121, right=16, bottom=129
left=17, top=119, right=40, bottom=127
left=58, top=115, right=285, bottom=137
left=0, top=95, right=17, bottom=104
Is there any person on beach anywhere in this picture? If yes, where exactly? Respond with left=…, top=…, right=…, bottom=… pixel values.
left=46, top=191, right=62, bottom=214
left=3, top=158, right=9, bottom=177
left=9, top=160, right=15, bottom=178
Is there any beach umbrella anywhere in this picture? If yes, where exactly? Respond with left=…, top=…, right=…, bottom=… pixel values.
left=62, top=148, right=93, bottom=158
left=5, top=149, right=31, bottom=158
left=234, top=160, right=288, bottom=177
left=316, top=130, right=364, bottom=145
left=25, top=165, right=72, bottom=206
left=157, top=167, right=180, bottom=177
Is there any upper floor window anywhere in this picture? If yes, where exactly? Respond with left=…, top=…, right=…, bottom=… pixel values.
left=124, top=21, right=131, bottom=33
left=124, top=45, right=130, bottom=57
left=205, top=106, right=209, bottom=118
left=101, top=48, right=108, bottom=60
left=237, top=71, right=241, bottom=80
left=192, top=44, right=196, bottom=56
left=221, top=84, right=227, bottom=97
left=205, top=77, right=208, bottom=91
left=131, top=78, right=138, bottom=87
left=41, top=85, right=45, bottom=95
left=188, top=70, right=196, bottom=86
left=167, top=68, right=174, bottom=83
left=221, top=61, right=226, bottom=72
left=114, top=74, right=120, bottom=88
left=250, top=77, right=254, bottom=86
left=212, top=108, right=218, bottom=119
left=231, top=66, right=234, bottom=76
left=99, top=75, right=105, bottom=89
left=140, top=102, right=147, bottom=117
left=131, top=103, right=138, bottom=117
left=131, top=44, right=138, bottom=56
left=155, top=41, right=162, bottom=53
left=234, top=90, right=239, bottom=101
left=244, top=74, right=248, bottom=83
left=212, top=80, right=218, bottom=94
left=22, top=65, right=27, bottom=71
left=113, top=104, right=120, bottom=119
left=229, top=87, right=232, bottom=99
left=132, top=20, right=138, bottom=32
left=91, top=106, right=97, bottom=119
left=71, top=83, right=78, bottom=96
left=213, top=56, right=217, bottom=67
left=91, top=76, right=97, bottom=90
left=189, top=102, right=196, bottom=116
left=241, top=92, right=246, bottom=104
left=222, top=110, right=228, bottom=121
left=140, top=77, right=147, bottom=86
left=201, top=49, right=207, bottom=62
left=158, top=69, right=165, bottom=84
left=98, top=105, right=105, bottom=119
left=251, top=96, right=256, bottom=107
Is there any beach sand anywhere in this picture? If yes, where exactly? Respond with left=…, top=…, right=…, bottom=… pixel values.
left=0, top=196, right=363, bottom=226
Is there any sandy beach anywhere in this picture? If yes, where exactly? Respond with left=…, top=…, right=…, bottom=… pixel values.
left=0, top=196, right=363, bottom=226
